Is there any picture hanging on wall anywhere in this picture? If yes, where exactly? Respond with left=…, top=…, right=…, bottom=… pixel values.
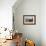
left=23, top=15, right=36, bottom=25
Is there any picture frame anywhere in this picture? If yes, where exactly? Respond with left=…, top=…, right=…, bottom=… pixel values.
left=23, top=15, right=36, bottom=25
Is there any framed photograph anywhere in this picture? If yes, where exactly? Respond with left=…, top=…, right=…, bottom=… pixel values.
left=23, top=15, right=36, bottom=25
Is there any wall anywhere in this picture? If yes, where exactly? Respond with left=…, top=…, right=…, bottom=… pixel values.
left=0, top=0, right=46, bottom=46
left=0, top=0, right=16, bottom=29
left=13, top=0, right=41, bottom=46
left=41, top=0, right=46, bottom=46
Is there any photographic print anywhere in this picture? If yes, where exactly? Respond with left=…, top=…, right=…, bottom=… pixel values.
left=23, top=15, right=36, bottom=25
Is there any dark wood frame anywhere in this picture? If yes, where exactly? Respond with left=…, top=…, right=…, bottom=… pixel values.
left=23, top=15, right=36, bottom=25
